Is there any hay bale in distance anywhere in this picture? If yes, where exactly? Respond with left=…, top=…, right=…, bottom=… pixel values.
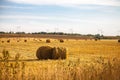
left=24, top=40, right=27, bottom=42
left=2, top=41, right=4, bottom=43
left=94, top=38, right=98, bottom=41
left=46, top=39, right=51, bottom=43
left=17, top=40, right=19, bottom=42
left=39, top=39, right=42, bottom=41
left=59, top=39, right=64, bottom=43
left=7, top=39, right=10, bottom=43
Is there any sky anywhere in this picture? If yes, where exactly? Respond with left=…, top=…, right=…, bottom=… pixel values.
left=0, top=0, right=120, bottom=36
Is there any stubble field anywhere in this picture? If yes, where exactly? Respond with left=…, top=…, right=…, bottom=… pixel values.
left=0, top=38, right=120, bottom=80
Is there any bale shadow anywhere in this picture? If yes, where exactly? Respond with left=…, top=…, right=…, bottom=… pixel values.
left=0, top=59, right=39, bottom=62
left=0, top=59, right=64, bottom=62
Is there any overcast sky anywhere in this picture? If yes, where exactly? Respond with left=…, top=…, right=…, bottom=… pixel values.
left=0, top=0, right=120, bottom=36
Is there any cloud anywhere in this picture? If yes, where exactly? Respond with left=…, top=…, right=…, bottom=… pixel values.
left=7, top=0, right=120, bottom=6
left=0, top=5, right=33, bottom=9
left=0, top=15, right=104, bottom=25
left=0, top=15, right=83, bottom=22
left=1, top=14, right=119, bottom=26
left=0, top=14, right=120, bottom=36
left=0, top=15, right=49, bottom=20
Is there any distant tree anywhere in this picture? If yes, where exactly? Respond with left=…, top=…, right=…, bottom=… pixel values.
left=40, top=32, right=47, bottom=34
left=0, top=31, right=5, bottom=34
left=16, top=32, right=25, bottom=34
left=57, top=32, right=64, bottom=35
left=9, top=31, right=14, bottom=34
left=86, top=34, right=94, bottom=36
left=94, top=34, right=101, bottom=40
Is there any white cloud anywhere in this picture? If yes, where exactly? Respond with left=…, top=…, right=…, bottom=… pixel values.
left=0, top=15, right=87, bottom=23
left=0, top=15, right=49, bottom=20
left=7, top=0, right=120, bottom=6
left=0, top=20, right=119, bottom=36
left=0, top=14, right=120, bottom=36
left=0, top=5, right=33, bottom=9
left=0, top=14, right=119, bottom=25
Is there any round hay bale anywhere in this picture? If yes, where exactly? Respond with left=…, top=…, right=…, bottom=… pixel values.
left=39, top=39, right=42, bottom=41
left=52, top=47, right=67, bottom=59
left=36, top=46, right=53, bottom=60
left=118, top=39, right=120, bottom=43
left=46, top=39, right=51, bottom=43
left=94, top=38, right=98, bottom=41
left=2, top=41, right=4, bottom=43
left=7, top=39, right=10, bottom=43
left=17, top=40, right=19, bottom=42
left=90, top=39, right=92, bottom=40
left=24, top=40, right=27, bottom=42
left=59, top=39, right=64, bottom=43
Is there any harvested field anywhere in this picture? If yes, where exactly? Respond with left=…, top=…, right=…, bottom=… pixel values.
left=0, top=38, right=120, bottom=80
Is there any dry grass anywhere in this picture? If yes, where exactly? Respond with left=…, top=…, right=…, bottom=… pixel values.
left=0, top=38, right=120, bottom=80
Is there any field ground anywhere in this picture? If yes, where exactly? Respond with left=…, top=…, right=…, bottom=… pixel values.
left=0, top=38, right=120, bottom=80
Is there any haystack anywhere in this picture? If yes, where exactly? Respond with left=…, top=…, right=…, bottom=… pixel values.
left=7, top=40, right=10, bottom=43
left=2, top=41, right=4, bottom=43
left=36, top=46, right=67, bottom=60
left=59, top=39, right=64, bottom=43
left=17, top=40, right=19, bottom=42
left=46, top=39, right=51, bottom=43
left=94, top=38, right=98, bottom=41
left=36, top=46, right=53, bottom=60
left=24, top=40, right=27, bottom=42
left=52, top=47, right=67, bottom=59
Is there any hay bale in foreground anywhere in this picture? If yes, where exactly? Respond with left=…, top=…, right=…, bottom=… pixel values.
left=36, top=46, right=53, bottom=60
left=52, top=47, right=67, bottom=59
left=36, top=46, right=67, bottom=60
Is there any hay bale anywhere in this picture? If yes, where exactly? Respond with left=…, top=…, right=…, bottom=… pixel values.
left=118, top=39, right=120, bottom=43
left=90, top=39, right=92, bottom=40
left=39, top=39, right=42, bottom=41
left=24, top=40, right=27, bottom=42
left=36, top=46, right=53, bottom=60
left=17, top=40, right=19, bottom=42
left=59, top=39, right=64, bottom=43
left=36, top=46, right=67, bottom=60
left=94, top=38, right=98, bottom=41
left=52, top=47, right=67, bottom=59
left=2, top=41, right=4, bottom=43
left=7, top=39, right=10, bottom=43
left=46, top=39, right=51, bottom=43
